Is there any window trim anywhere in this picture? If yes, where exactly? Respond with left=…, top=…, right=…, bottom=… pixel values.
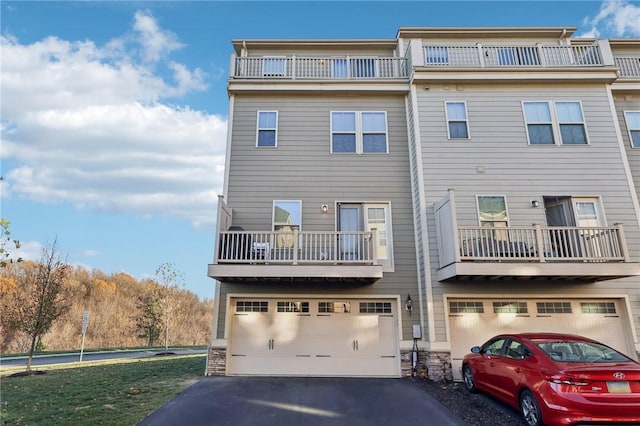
left=624, top=110, right=640, bottom=149
left=330, top=111, right=389, bottom=154
left=256, top=110, right=278, bottom=148
left=445, top=101, right=470, bottom=140
left=475, top=195, right=509, bottom=227
left=272, top=200, right=302, bottom=232
left=522, top=101, right=589, bottom=146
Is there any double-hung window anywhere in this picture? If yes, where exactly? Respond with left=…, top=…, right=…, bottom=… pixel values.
left=256, top=111, right=278, bottom=147
left=624, top=111, right=640, bottom=148
left=273, top=200, right=301, bottom=249
left=445, top=102, right=470, bottom=139
left=523, top=101, right=587, bottom=145
left=331, top=111, right=388, bottom=154
left=477, top=195, right=509, bottom=228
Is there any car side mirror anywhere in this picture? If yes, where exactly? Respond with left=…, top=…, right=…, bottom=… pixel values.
left=471, top=346, right=481, bottom=354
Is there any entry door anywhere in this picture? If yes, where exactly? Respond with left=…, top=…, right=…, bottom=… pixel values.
left=364, top=204, right=392, bottom=268
left=339, top=205, right=361, bottom=260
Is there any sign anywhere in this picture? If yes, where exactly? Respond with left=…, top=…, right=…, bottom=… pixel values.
left=82, top=311, right=90, bottom=334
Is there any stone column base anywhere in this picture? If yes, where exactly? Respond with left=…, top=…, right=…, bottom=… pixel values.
left=205, top=346, right=226, bottom=376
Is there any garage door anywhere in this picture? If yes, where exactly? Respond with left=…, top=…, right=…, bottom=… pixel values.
left=227, top=298, right=399, bottom=377
left=449, top=298, right=632, bottom=381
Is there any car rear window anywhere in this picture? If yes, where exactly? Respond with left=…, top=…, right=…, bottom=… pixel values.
left=535, top=340, right=631, bottom=363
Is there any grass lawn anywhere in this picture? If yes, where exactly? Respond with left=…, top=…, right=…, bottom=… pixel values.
left=1, top=354, right=206, bottom=425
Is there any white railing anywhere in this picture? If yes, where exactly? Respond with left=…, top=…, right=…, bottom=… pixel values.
left=423, top=44, right=603, bottom=68
left=615, top=57, right=640, bottom=78
left=458, top=224, right=628, bottom=262
left=216, top=230, right=378, bottom=265
left=233, top=56, right=408, bottom=79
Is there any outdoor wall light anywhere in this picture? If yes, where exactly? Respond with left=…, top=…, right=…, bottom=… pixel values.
left=321, top=204, right=329, bottom=213
left=405, top=294, right=413, bottom=316
left=530, top=200, right=540, bottom=208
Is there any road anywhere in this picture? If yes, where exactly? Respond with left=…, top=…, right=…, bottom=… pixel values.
left=0, top=348, right=207, bottom=368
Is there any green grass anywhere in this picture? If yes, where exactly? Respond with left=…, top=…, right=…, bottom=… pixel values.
left=1, top=354, right=206, bottom=425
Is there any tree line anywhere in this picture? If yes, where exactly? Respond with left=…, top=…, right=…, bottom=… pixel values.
left=0, top=237, right=213, bottom=361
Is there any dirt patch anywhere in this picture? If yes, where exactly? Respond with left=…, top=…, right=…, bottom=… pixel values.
left=408, top=377, right=525, bottom=426
left=7, top=370, right=47, bottom=378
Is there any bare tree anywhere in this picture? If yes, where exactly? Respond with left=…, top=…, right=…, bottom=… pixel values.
left=155, top=262, right=185, bottom=352
left=13, top=239, right=69, bottom=371
left=135, top=288, right=163, bottom=347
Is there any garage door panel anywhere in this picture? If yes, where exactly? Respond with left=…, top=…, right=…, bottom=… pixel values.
left=227, top=298, right=399, bottom=377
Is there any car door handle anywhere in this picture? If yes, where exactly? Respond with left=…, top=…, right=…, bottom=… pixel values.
left=489, top=362, right=495, bottom=367
left=515, top=368, right=521, bottom=373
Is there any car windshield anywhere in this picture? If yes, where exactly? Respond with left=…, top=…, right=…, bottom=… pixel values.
left=535, top=340, right=631, bottom=363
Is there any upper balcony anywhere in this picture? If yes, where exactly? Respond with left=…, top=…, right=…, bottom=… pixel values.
left=435, top=192, right=640, bottom=282
left=405, top=40, right=620, bottom=83
left=614, top=57, right=640, bottom=79
left=230, top=55, right=409, bottom=80
left=207, top=198, right=383, bottom=284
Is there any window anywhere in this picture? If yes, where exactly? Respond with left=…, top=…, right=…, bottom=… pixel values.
left=556, top=102, right=587, bottom=145
left=477, top=196, right=508, bottom=228
left=482, top=338, right=506, bottom=356
left=523, top=102, right=554, bottom=144
left=256, top=111, right=278, bottom=147
left=445, top=102, right=470, bottom=139
left=236, top=301, right=268, bottom=313
left=331, top=111, right=388, bottom=154
left=449, top=301, right=484, bottom=314
left=624, top=111, right=640, bottom=148
left=523, top=101, right=588, bottom=145
left=359, top=302, right=392, bottom=314
left=277, top=301, right=309, bottom=313
left=493, top=301, right=528, bottom=314
left=263, top=57, right=286, bottom=76
left=537, top=302, right=572, bottom=314
left=425, top=46, right=449, bottom=65
left=273, top=200, right=301, bottom=235
left=581, top=302, right=616, bottom=314
left=318, top=302, right=351, bottom=313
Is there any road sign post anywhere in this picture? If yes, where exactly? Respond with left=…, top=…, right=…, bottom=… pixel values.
left=80, top=311, right=89, bottom=362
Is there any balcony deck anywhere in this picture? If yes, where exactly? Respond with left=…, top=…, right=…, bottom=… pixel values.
left=437, top=224, right=640, bottom=282
left=208, top=230, right=383, bottom=284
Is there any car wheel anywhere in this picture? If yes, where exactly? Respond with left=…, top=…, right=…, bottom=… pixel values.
left=520, top=390, right=543, bottom=426
left=462, top=364, right=477, bottom=393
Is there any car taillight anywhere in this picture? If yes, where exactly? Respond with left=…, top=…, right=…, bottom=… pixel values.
left=546, top=374, right=590, bottom=386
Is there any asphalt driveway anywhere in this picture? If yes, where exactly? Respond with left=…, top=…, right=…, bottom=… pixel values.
left=138, top=376, right=466, bottom=426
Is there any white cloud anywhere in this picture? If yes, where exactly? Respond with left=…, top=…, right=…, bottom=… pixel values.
left=8, top=240, right=44, bottom=263
left=0, top=10, right=226, bottom=227
left=579, top=0, right=640, bottom=38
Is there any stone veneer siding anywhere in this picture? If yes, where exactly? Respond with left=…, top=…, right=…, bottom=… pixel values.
left=205, top=346, right=226, bottom=376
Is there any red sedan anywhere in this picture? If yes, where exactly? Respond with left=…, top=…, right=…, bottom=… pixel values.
left=462, top=333, right=640, bottom=426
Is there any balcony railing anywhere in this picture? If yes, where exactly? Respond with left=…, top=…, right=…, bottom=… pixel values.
left=421, top=44, right=604, bottom=68
left=232, top=56, right=408, bottom=79
left=615, top=57, right=640, bottom=78
left=216, top=230, right=378, bottom=265
left=458, top=224, right=629, bottom=263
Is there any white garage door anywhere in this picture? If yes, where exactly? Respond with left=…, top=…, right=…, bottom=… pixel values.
left=227, top=298, right=400, bottom=377
left=449, top=298, right=632, bottom=381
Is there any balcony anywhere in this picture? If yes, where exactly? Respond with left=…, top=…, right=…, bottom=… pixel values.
left=419, top=44, right=605, bottom=68
left=435, top=193, right=640, bottom=282
left=208, top=197, right=383, bottom=284
left=231, top=56, right=408, bottom=80
left=615, top=57, right=640, bottom=79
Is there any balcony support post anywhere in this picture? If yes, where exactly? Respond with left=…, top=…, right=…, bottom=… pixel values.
left=536, top=43, right=547, bottom=67
left=615, top=223, right=630, bottom=262
left=533, top=223, right=546, bottom=263
left=371, top=229, right=378, bottom=265
left=293, top=229, right=299, bottom=265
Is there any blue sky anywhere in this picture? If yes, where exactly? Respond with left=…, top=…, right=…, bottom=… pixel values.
left=2, top=0, right=640, bottom=300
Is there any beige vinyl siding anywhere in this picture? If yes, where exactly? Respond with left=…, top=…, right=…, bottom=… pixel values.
left=416, top=83, right=640, bottom=343
left=216, top=94, right=418, bottom=340
left=613, top=94, right=640, bottom=199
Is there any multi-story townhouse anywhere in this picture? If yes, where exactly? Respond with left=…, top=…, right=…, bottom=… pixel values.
left=207, top=27, right=640, bottom=381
